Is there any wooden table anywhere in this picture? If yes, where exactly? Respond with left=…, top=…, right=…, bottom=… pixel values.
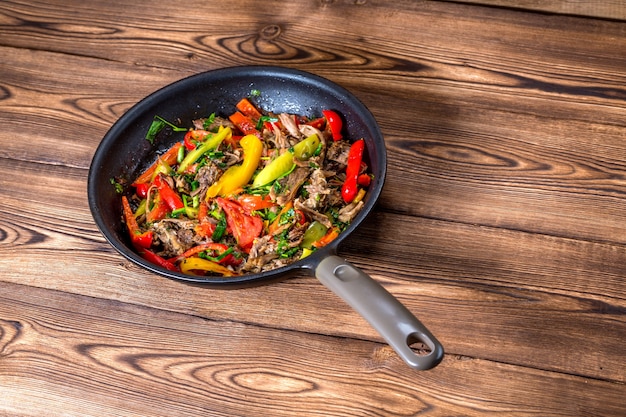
left=2, top=1, right=625, bottom=415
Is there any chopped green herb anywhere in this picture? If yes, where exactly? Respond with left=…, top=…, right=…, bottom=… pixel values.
left=145, top=115, right=187, bottom=144
left=202, top=113, right=216, bottom=130
left=256, top=115, right=278, bottom=130
left=110, top=178, right=123, bottom=194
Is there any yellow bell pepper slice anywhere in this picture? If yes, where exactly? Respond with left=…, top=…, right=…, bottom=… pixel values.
left=206, top=134, right=263, bottom=198
left=252, top=134, right=320, bottom=188
left=179, top=257, right=236, bottom=277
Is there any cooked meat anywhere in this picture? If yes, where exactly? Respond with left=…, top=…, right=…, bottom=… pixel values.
left=325, top=140, right=351, bottom=172
left=245, top=235, right=278, bottom=272
left=294, top=198, right=332, bottom=228
left=151, top=222, right=184, bottom=257
left=268, top=122, right=290, bottom=150
left=270, top=166, right=310, bottom=206
left=287, top=223, right=308, bottom=247
left=174, top=175, right=190, bottom=193
left=192, top=163, right=222, bottom=199
left=193, top=116, right=235, bottom=132
left=221, top=149, right=242, bottom=167
left=299, top=124, right=325, bottom=142
left=302, top=168, right=331, bottom=210
left=338, top=200, right=364, bottom=223
left=279, top=113, right=301, bottom=139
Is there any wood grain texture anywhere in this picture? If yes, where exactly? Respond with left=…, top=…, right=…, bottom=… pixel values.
left=2, top=281, right=625, bottom=417
left=450, top=0, right=626, bottom=20
left=1, top=0, right=626, bottom=415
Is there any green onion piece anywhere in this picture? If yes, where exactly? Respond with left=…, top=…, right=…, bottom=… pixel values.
left=201, top=246, right=234, bottom=263
left=212, top=216, right=227, bottom=241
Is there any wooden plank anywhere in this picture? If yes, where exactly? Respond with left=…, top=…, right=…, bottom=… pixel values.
left=1, top=160, right=625, bottom=383
left=1, top=280, right=625, bottom=416
left=448, top=0, right=626, bottom=20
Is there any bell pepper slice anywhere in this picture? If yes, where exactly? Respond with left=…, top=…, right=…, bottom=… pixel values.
left=179, top=257, right=236, bottom=277
left=307, top=117, right=326, bottom=130
left=206, top=134, right=263, bottom=198
left=154, top=174, right=184, bottom=211
left=141, top=248, right=179, bottom=272
left=146, top=192, right=168, bottom=223
left=134, top=182, right=150, bottom=199
left=341, top=139, right=365, bottom=203
left=268, top=201, right=294, bottom=236
left=122, top=195, right=153, bottom=249
left=252, top=150, right=294, bottom=188
left=312, top=227, right=339, bottom=248
left=236, top=98, right=263, bottom=121
left=132, top=142, right=182, bottom=186
left=357, top=173, right=371, bottom=187
left=229, top=111, right=261, bottom=138
left=322, top=109, right=343, bottom=141
left=183, top=129, right=212, bottom=151
left=300, top=221, right=328, bottom=250
left=169, top=242, right=237, bottom=265
left=252, top=134, right=320, bottom=188
left=177, top=126, right=231, bottom=174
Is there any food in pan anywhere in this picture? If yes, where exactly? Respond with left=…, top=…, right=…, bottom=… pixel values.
left=120, top=97, right=372, bottom=276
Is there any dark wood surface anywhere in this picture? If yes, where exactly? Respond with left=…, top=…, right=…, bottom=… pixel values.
left=1, top=1, right=625, bottom=415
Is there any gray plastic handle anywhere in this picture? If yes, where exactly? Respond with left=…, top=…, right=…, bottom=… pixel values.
left=315, top=255, right=444, bottom=370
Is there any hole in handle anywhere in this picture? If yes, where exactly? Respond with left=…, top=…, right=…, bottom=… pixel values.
left=407, top=333, right=434, bottom=357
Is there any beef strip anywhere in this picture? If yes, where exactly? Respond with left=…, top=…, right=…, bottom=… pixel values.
left=269, top=166, right=311, bottom=206
left=151, top=218, right=200, bottom=257
left=294, top=198, right=332, bottom=228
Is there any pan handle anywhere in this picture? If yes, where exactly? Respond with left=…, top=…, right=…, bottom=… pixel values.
left=315, top=255, right=443, bottom=370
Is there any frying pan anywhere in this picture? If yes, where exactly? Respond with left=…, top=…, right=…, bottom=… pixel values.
left=88, top=66, right=444, bottom=370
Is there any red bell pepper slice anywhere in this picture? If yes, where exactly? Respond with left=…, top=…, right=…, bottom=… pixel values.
left=322, top=110, right=343, bottom=141
left=146, top=192, right=168, bottom=223
left=357, top=173, right=371, bottom=187
left=154, top=174, right=184, bottom=211
left=122, top=196, right=153, bottom=249
left=134, top=182, right=150, bottom=199
left=141, top=248, right=179, bottom=272
left=236, top=98, right=263, bottom=121
left=183, top=129, right=212, bottom=150
left=229, top=111, right=262, bottom=138
left=132, top=142, right=182, bottom=186
left=307, top=117, right=326, bottom=130
left=171, top=242, right=241, bottom=267
left=341, top=139, right=365, bottom=203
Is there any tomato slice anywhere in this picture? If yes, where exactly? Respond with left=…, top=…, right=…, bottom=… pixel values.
left=216, top=197, right=263, bottom=251
left=237, top=194, right=276, bottom=213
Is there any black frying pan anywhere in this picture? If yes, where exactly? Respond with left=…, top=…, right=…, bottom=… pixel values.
left=88, top=66, right=443, bottom=370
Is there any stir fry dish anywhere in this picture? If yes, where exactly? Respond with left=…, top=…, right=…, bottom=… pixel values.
left=120, top=97, right=372, bottom=276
